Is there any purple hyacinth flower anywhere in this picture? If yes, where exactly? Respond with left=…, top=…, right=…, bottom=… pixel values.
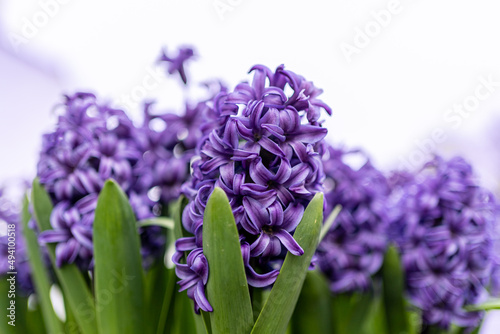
left=39, top=200, right=94, bottom=268
left=172, top=247, right=212, bottom=313
left=158, top=46, right=195, bottom=84
left=176, top=64, right=331, bottom=312
left=37, top=92, right=157, bottom=269
left=316, top=146, right=390, bottom=293
left=389, top=156, right=500, bottom=330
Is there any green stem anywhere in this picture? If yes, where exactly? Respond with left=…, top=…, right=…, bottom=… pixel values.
left=21, top=195, right=64, bottom=334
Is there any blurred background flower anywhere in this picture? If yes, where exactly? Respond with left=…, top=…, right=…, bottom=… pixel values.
left=317, top=145, right=390, bottom=294
left=389, top=156, right=500, bottom=330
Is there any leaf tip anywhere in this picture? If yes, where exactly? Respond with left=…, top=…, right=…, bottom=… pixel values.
left=314, top=192, right=324, bottom=203
left=103, top=178, right=118, bottom=188
left=211, top=186, right=226, bottom=198
left=207, top=187, right=229, bottom=208
left=100, top=179, right=125, bottom=197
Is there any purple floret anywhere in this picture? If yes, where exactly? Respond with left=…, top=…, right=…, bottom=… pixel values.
left=158, top=46, right=195, bottom=84
left=174, top=64, right=331, bottom=312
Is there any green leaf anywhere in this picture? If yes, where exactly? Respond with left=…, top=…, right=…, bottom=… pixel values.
left=422, top=325, right=447, bottom=334
left=251, top=193, right=324, bottom=334
left=167, top=290, right=199, bottom=334
left=0, top=280, right=25, bottom=334
left=31, top=178, right=97, bottom=334
left=146, top=227, right=177, bottom=334
left=465, top=298, right=500, bottom=311
left=290, top=270, right=332, bottom=334
left=64, top=292, right=83, bottom=334
left=406, top=307, right=422, bottom=334
left=145, top=260, right=170, bottom=334
left=359, top=291, right=388, bottom=334
left=21, top=195, right=64, bottom=334
left=172, top=196, right=189, bottom=241
left=331, top=294, right=351, bottom=334
left=27, top=299, right=48, bottom=334
left=251, top=288, right=267, bottom=323
left=319, top=204, right=341, bottom=242
left=330, top=292, right=375, bottom=334
left=200, top=310, right=213, bottom=334
left=381, top=245, right=410, bottom=334
left=93, top=180, right=145, bottom=334
left=203, top=187, right=254, bottom=334
left=137, top=217, right=174, bottom=230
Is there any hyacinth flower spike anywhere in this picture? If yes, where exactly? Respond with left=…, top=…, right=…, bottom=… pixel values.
left=176, top=63, right=331, bottom=313
left=388, top=156, right=500, bottom=330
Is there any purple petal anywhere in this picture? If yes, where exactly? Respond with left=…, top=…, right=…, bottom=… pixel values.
left=275, top=230, right=304, bottom=256
left=175, top=237, right=197, bottom=251
left=246, top=266, right=279, bottom=288
left=283, top=202, right=304, bottom=231
left=250, top=233, right=270, bottom=257
left=194, top=281, right=213, bottom=312
left=39, top=230, right=70, bottom=244
left=259, top=136, right=285, bottom=158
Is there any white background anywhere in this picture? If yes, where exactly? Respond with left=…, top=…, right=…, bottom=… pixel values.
left=1, top=0, right=500, bottom=330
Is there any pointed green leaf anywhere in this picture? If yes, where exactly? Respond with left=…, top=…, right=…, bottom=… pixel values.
left=251, top=193, right=324, bottom=334
left=290, top=270, right=332, bottom=334
left=138, top=217, right=174, bottom=230
left=31, top=178, right=97, bottom=334
left=348, top=293, right=375, bottom=334
left=406, top=307, right=422, bottom=334
left=168, top=290, right=199, bottom=334
left=319, top=204, right=341, bottom=242
left=145, top=260, right=170, bottom=334
left=27, top=300, right=48, bottom=334
left=172, top=196, right=189, bottom=241
left=203, top=187, right=253, bottom=334
left=63, top=292, right=82, bottom=334
left=151, top=263, right=178, bottom=334
left=381, top=245, right=410, bottom=334
left=191, top=310, right=208, bottom=334
left=21, top=195, right=64, bottom=334
left=251, top=288, right=267, bottom=323
left=146, top=228, right=176, bottom=334
left=200, top=310, right=213, bottom=334
left=93, top=180, right=145, bottom=334
left=363, top=293, right=388, bottom=334
left=330, top=291, right=375, bottom=334
left=331, top=294, right=352, bottom=334
left=0, top=280, right=25, bottom=334
left=465, top=298, right=500, bottom=311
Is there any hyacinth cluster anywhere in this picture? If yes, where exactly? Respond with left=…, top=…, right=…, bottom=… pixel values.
left=316, top=146, right=390, bottom=293
left=389, top=156, right=500, bottom=329
left=34, top=47, right=220, bottom=270
left=36, top=93, right=162, bottom=269
left=0, top=189, right=33, bottom=294
left=174, top=64, right=332, bottom=312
